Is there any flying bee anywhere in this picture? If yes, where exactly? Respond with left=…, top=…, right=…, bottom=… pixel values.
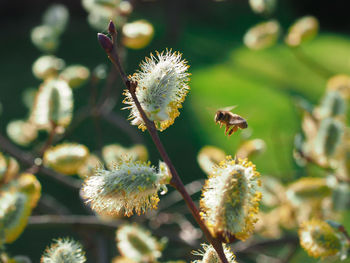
left=214, top=106, right=248, bottom=136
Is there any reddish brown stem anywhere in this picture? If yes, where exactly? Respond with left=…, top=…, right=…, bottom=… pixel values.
left=97, top=22, right=229, bottom=263
left=40, top=122, right=57, bottom=155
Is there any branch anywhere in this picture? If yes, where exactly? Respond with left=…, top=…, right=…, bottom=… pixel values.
left=97, top=21, right=229, bottom=263
left=28, top=215, right=123, bottom=231
left=233, top=235, right=299, bottom=263
left=37, top=194, right=72, bottom=215
left=29, top=214, right=198, bottom=246
left=233, top=235, right=299, bottom=253
left=0, top=133, right=81, bottom=190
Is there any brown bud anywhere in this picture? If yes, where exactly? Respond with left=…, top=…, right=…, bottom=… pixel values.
left=108, top=20, right=117, bottom=38
left=97, top=33, right=113, bottom=53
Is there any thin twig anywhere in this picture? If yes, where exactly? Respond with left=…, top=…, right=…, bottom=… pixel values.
left=234, top=236, right=299, bottom=263
left=0, top=133, right=81, bottom=189
left=233, top=235, right=299, bottom=253
left=29, top=214, right=196, bottom=247
left=97, top=21, right=229, bottom=263
left=28, top=215, right=123, bottom=231
left=38, top=166, right=81, bottom=189
left=37, top=194, right=72, bottom=215
left=95, top=234, right=109, bottom=263
left=39, top=122, right=58, bottom=155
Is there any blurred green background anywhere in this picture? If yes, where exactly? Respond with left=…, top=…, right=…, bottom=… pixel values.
left=2, top=0, right=350, bottom=262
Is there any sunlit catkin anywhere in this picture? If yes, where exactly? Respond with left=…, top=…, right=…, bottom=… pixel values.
left=286, top=177, right=331, bottom=206
left=17, top=173, right=42, bottom=208
left=243, top=20, right=280, bottom=50
left=81, top=160, right=171, bottom=216
left=0, top=253, right=31, bottom=263
left=0, top=153, right=6, bottom=182
left=0, top=152, right=19, bottom=184
left=299, top=219, right=349, bottom=259
left=249, top=0, right=276, bottom=15
left=124, top=50, right=190, bottom=131
left=32, top=55, right=65, bottom=80
left=285, top=16, right=319, bottom=47
left=41, top=238, right=86, bottom=263
left=22, top=88, right=37, bottom=111
left=102, top=144, right=148, bottom=170
left=77, top=154, right=101, bottom=179
left=0, top=253, right=32, bottom=263
left=192, top=243, right=237, bottom=263
left=116, top=224, right=164, bottom=262
left=236, top=139, right=266, bottom=159
left=31, top=25, right=59, bottom=53
left=314, top=118, right=344, bottom=159
left=43, top=143, right=89, bottom=175
left=200, top=157, right=261, bottom=241
left=197, top=146, right=226, bottom=175
left=111, top=256, right=137, bottom=263
left=314, top=91, right=347, bottom=119
left=122, top=20, right=154, bottom=49
left=58, top=65, right=90, bottom=89
left=42, top=4, right=69, bottom=34
left=82, top=0, right=127, bottom=31
left=6, top=120, right=38, bottom=147
left=0, top=192, right=32, bottom=243
left=30, top=79, right=73, bottom=129
left=327, top=74, right=350, bottom=99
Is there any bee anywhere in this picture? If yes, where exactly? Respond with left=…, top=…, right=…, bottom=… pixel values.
left=214, top=106, right=248, bottom=136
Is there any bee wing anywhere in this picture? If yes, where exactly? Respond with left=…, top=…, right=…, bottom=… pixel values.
left=229, top=115, right=248, bottom=128
left=219, top=105, right=238, bottom=112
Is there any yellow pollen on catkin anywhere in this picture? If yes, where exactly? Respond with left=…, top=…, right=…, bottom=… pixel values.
left=200, top=157, right=261, bottom=241
left=81, top=160, right=170, bottom=217
left=41, top=237, right=86, bottom=263
left=116, top=224, right=164, bottom=262
left=192, top=243, right=237, bottom=263
left=123, top=50, right=190, bottom=132
left=299, top=219, right=349, bottom=259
